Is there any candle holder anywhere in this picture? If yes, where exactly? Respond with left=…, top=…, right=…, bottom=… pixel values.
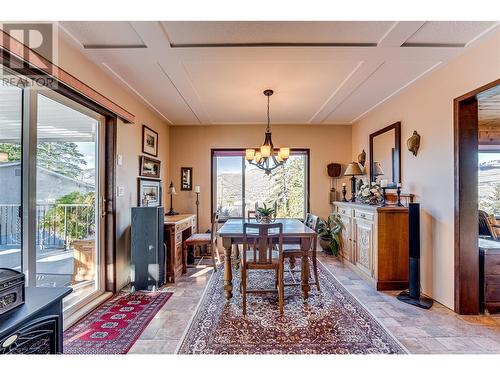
left=342, top=185, right=348, bottom=202
left=396, top=186, right=404, bottom=207
left=381, top=187, right=387, bottom=207
left=195, top=192, right=200, bottom=233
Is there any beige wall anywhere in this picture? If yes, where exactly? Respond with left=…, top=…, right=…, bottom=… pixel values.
left=352, top=31, right=500, bottom=309
left=169, top=124, right=352, bottom=231
left=57, top=37, right=171, bottom=290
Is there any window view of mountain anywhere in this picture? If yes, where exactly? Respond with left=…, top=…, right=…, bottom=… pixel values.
left=479, top=153, right=500, bottom=216
left=215, top=155, right=306, bottom=219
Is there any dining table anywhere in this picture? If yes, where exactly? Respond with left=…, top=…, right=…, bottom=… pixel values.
left=217, top=218, right=318, bottom=301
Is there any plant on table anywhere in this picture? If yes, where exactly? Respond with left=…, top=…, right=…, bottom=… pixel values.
left=256, top=202, right=276, bottom=224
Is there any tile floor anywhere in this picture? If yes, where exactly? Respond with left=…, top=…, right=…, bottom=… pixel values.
left=129, top=252, right=500, bottom=354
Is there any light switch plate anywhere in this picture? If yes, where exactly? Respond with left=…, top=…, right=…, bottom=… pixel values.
left=117, top=186, right=125, bottom=197
left=117, top=154, right=123, bottom=166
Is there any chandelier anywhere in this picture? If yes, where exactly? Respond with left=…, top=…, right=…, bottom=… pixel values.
left=245, top=89, right=290, bottom=175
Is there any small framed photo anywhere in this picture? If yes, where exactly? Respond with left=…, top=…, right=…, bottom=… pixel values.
left=142, top=125, right=158, bottom=157
left=140, top=156, right=161, bottom=179
left=181, top=167, right=193, bottom=191
left=138, top=178, right=162, bottom=207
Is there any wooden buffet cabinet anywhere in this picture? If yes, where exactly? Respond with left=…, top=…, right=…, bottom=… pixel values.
left=164, top=214, right=196, bottom=283
left=332, top=201, right=409, bottom=291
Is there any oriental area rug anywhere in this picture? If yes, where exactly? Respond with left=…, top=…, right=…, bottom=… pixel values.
left=177, top=261, right=406, bottom=354
left=64, top=291, right=172, bottom=354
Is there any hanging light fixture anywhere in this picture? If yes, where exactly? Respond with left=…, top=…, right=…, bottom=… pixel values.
left=245, top=89, right=290, bottom=175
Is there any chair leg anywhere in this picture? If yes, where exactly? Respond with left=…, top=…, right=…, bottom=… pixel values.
left=279, top=263, right=284, bottom=316
left=289, top=255, right=296, bottom=270
left=209, top=244, right=217, bottom=271
left=274, top=269, right=278, bottom=290
left=312, top=250, right=320, bottom=292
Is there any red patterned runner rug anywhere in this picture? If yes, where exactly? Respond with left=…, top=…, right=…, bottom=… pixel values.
left=64, top=291, right=172, bottom=354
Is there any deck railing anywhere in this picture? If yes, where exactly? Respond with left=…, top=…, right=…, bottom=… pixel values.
left=0, top=203, right=95, bottom=250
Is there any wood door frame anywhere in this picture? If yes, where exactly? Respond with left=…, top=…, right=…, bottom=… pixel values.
left=454, top=78, right=500, bottom=315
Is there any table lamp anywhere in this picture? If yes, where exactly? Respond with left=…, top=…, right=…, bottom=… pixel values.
left=344, top=162, right=364, bottom=202
left=166, top=181, right=178, bottom=216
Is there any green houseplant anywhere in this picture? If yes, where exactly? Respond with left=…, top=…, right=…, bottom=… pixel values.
left=256, top=202, right=276, bottom=224
left=317, top=214, right=344, bottom=256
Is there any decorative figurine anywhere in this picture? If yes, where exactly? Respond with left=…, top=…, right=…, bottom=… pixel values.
left=358, top=149, right=366, bottom=167
left=407, top=131, right=421, bottom=157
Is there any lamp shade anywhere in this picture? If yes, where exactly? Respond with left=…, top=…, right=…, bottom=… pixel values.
left=168, top=181, right=177, bottom=195
left=344, top=162, right=363, bottom=176
left=245, top=148, right=255, bottom=160
left=372, top=161, right=385, bottom=176
left=279, top=147, right=290, bottom=159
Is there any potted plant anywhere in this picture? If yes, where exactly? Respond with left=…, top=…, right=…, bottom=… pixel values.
left=317, top=214, right=344, bottom=256
left=256, top=202, right=276, bottom=224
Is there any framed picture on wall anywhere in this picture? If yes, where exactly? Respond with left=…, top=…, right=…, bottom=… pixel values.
left=139, top=156, right=161, bottom=179
left=181, top=167, right=193, bottom=191
left=142, top=125, right=158, bottom=157
left=138, top=178, right=162, bottom=207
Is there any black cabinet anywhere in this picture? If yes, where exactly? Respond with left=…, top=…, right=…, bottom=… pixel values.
left=131, top=206, right=165, bottom=291
left=0, top=287, right=71, bottom=354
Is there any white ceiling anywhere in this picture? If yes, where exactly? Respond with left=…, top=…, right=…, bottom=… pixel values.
left=58, top=21, right=499, bottom=126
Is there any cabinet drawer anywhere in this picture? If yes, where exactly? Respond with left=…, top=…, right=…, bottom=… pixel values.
left=485, top=255, right=500, bottom=276
left=354, top=210, right=374, bottom=221
left=485, top=275, right=500, bottom=302
left=337, top=206, right=352, bottom=216
left=176, top=220, right=191, bottom=233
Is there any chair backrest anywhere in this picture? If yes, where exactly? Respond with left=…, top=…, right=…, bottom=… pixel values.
left=242, top=222, right=283, bottom=265
left=305, top=213, right=319, bottom=231
left=479, top=210, right=497, bottom=240
left=211, top=211, right=220, bottom=244
left=247, top=210, right=256, bottom=220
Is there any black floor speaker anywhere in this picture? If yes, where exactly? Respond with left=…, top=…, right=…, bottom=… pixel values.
left=397, top=202, right=434, bottom=309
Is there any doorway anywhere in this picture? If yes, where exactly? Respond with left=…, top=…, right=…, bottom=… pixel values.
left=454, top=79, right=500, bottom=315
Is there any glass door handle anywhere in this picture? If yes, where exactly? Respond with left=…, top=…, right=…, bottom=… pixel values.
left=100, top=196, right=106, bottom=218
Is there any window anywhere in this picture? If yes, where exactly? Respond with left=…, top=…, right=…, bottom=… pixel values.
left=212, top=149, right=309, bottom=220
left=479, top=151, right=500, bottom=216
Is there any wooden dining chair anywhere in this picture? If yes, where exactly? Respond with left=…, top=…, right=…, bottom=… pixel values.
left=283, top=213, right=320, bottom=291
left=183, top=212, right=221, bottom=271
left=241, top=222, right=284, bottom=315
left=247, top=210, right=256, bottom=220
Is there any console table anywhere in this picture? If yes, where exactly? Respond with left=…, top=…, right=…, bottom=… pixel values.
left=0, top=287, right=72, bottom=354
left=164, top=214, right=196, bottom=283
left=479, top=238, right=500, bottom=314
left=332, top=201, right=409, bottom=290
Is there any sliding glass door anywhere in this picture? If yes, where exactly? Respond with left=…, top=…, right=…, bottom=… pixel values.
left=35, top=91, right=105, bottom=310
left=0, top=74, right=105, bottom=312
left=0, top=83, right=23, bottom=273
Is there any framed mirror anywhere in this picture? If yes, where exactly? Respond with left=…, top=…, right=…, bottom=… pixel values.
left=369, top=121, right=401, bottom=187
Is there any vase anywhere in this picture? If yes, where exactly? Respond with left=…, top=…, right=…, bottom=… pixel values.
left=260, top=215, right=272, bottom=224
